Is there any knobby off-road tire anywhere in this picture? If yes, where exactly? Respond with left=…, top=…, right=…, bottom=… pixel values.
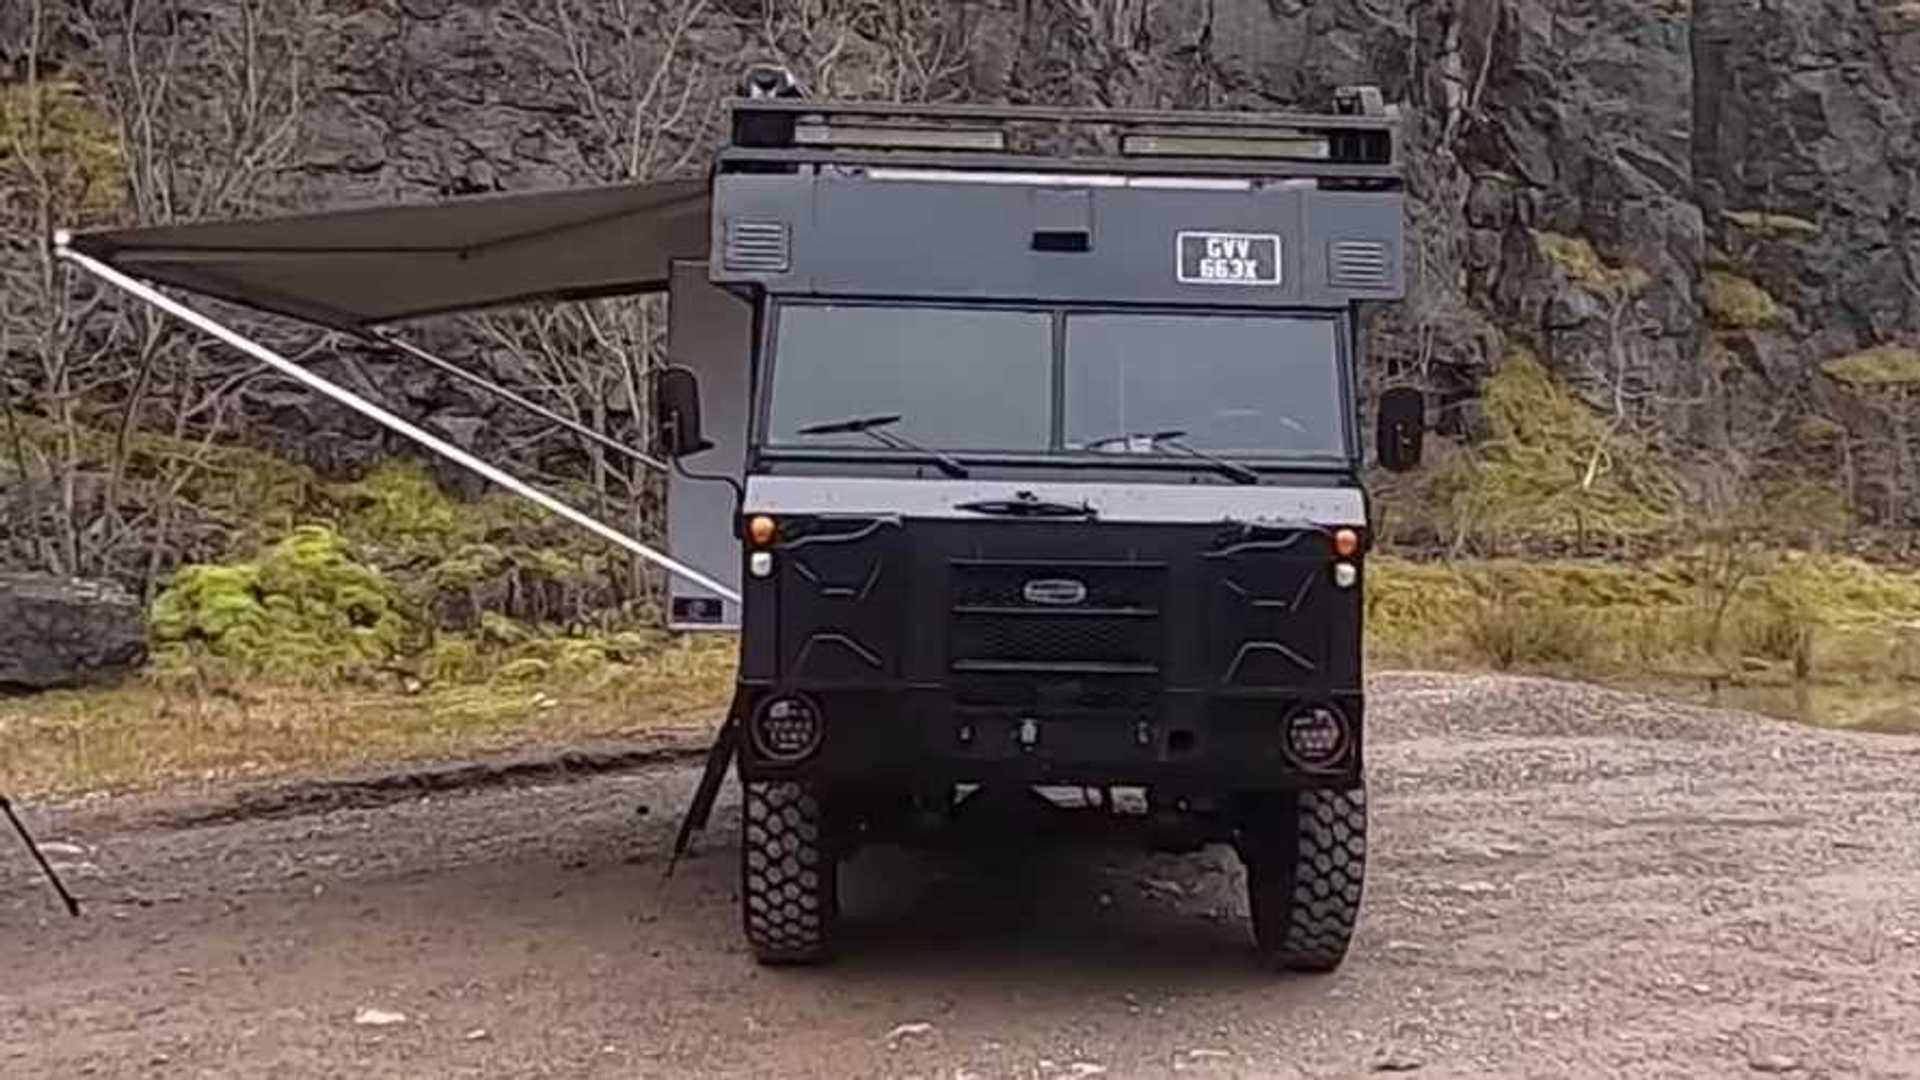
left=1241, top=785, right=1367, bottom=973
left=741, top=780, right=838, bottom=964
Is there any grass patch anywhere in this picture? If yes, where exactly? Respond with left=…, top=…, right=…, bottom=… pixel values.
left=6, top=426, right=701, bottom=797
left=0, top=634, right=735, bottom=799
left=1623, top=678, right=1920, bottom=734
left=1458, top=595, right=1601, bottom=671
left=6, top=474, right=728, bottom=798
left=1367, top=553, right=1920, bottom=696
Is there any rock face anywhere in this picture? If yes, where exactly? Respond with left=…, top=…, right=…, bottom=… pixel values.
left=996, top=1, right=1917, bottom=467
left=17, top=0, right=1920, bottom=522
left=0, top=574, right=148, bottom=690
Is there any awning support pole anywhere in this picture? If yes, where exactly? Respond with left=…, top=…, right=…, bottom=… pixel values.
left=56, top=237, right=741, bottom=604
left=367, top=331, right=671, bottom=476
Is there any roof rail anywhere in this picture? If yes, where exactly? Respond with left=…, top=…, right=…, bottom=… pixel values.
left=721, top=94, right=1403, bottom=189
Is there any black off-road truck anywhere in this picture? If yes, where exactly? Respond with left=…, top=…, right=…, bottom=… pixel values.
left=661, top=84, right=1423, bottom=972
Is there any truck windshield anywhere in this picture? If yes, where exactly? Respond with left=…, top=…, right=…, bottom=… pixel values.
left=766, top=305, right=1054, bottom=452
left=1064, top=313, right=1346, bottom=457
left=764, top=304, right=1347, bottom=459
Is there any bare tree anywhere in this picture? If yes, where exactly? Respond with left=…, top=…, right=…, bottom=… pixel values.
left=448, top=0, right=985, bottom=609
left=2, top=0, right=321, bottom=591
left=449, top=0, right=727, bottom=605
left=1824, top=345, right=1920, bottom=528
left=742, top=0, right=982, bottom=102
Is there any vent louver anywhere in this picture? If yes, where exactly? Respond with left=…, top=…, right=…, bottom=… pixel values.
left=724, top=219, right=791, bottom=272
left=1329, top=240, right=1391, bottom=288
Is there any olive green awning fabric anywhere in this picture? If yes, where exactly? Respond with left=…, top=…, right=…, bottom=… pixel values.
left=65, top=179, right=711, bottom=331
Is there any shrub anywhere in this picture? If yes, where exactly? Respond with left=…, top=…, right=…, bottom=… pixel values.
left=1459, top=595, right=1599, bottom=670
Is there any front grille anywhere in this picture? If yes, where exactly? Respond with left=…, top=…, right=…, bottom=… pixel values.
left=949, top=559, right=1166, bottom=674
left=953, top=614, right=1150, bottom=665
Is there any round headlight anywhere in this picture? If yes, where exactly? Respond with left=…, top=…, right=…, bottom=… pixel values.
left=1283, top=703, right=1350, bottom=768
left=750, top=694, right=824, bottom=763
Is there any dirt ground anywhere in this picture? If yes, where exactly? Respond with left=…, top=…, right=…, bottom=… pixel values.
left=4, top=672, right=1919, bottom=1079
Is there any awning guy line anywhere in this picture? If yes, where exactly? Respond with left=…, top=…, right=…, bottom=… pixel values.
left=368, top=332, right=670, bottom=475
left=55, top=235, right=741, bottom=605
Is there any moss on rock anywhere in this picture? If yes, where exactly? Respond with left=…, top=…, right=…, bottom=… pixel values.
left=1533, top=231, right=1651, bottom=296
left=148, top=564, right=271, bottom=650
left=1821, top=344, right=1920, bottom=388
left=1722, top=210, right=1820, bottom=238
left=1426, top=350, right=1680, bottom=553
left=340, top=460, right=466, bottom=551
left=335, top=460, right=610, bottom=629
left=150, top=525, right=413, bottom=682
left=147, top=518, right=697, bottom=696
left=1705, top=271, right=1785, bottom=330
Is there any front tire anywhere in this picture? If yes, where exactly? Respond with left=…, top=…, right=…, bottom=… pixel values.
left=1239, top=785, right=1367, bottom=973
left=741, top=780, right=838, bottom=964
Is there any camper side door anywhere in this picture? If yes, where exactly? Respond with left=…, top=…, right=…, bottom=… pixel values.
left=664, top=260, right=752, bottom=631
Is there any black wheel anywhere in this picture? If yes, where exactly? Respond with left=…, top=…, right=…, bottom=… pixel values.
left=1238, top=784, right=1367, bottom=973
left=741, top=779, right=838, bottom=964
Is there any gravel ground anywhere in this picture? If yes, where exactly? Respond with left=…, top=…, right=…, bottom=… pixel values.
left=3, top=672, right=1919, bottom=1078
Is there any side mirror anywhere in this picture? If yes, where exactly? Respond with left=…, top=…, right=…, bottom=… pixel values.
left=1376, top=386, right=1425, bottom=473
left=656, top=367, right=712, bottom=459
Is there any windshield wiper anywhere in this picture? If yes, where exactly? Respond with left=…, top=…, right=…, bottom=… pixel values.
left=1078, top=429, right=1261, bottom=485
left=954, top=491, right=1098, bottom=518
left=1156, top=434, right=1262, bottom=485
left=794, top=414, right=970, bottom=479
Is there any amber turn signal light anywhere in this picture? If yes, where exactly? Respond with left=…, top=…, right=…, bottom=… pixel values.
left=746, top=515, right=777, bottom=547
left=1332, top=528, right=1361, bottom=558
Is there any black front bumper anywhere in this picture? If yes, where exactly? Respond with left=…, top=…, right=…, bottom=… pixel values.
left=735, top=515, right=1365, bottom=793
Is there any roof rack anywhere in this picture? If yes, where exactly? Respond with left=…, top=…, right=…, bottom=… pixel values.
left=721, top=93, right=1403, bottom=188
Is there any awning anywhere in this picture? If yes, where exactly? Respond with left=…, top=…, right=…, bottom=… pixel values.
left=63, top=178, right=712, bottom=331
